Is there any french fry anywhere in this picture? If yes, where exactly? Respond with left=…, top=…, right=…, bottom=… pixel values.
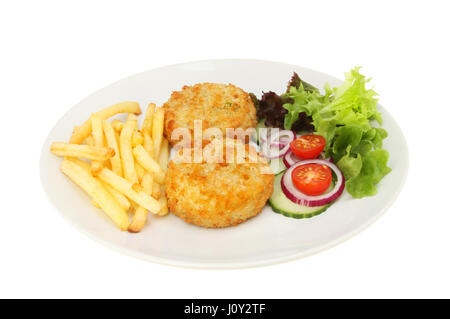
left=143, top=130, right=154, bottom=156
left=153, top=138, right=169, bottom=215
left=69, top=158, right=130, bottom=212
left=60, top=159, right=129, bottom=231
left=152, top=107, right=164, bottom=158
left=84, top=135, right=95, bottom=146
left=111, top=119, right=124, bottom=133
left=152, top=181, right=161, bottom=200
left=158, top=190, right=169, bottom=216
left=103, top=120, right=122, bottom=177
left=127, top=113, right=137, bottom=121
left=128, top=173, right=153, bottom=233
left=51, top=142, right=114, bottom=161
left=120, top=115, right=138, bottom=184
left=97, top=168, right=161, bottom=214
left=92, top=199, right=101, bottom=208
left=92, top=187, right=130, bottom=211
left=132, top=145, right=165, bottom=184
left=158, top=185, right=169, bottom=216
left=91, top=116, right=104, bottom=145
left=143, top=103, right=155, bottom=133
left=158, top=138, right=169, bottom=172
left=135, top=163, right=145, bottom=182
left=132, top=130, right=144, bottom=147
left=69, top=102, right=141, bottom=144
left=91, top=116, right=104, bottom=176
left=129, top=207, right=147, bottom=232
left=103, top=183, right=131, bottom=211
left=114, top=130, right=120, bottom=150
left=141, top=173, right=153, bottom=196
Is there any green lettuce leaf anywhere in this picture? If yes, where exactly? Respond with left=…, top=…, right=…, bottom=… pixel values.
left=337, top=146, right=363, bottom=180
left=332, top=126, right=364, bottom=161
left=346, top=150, right=392, bottom=198
left=283, top=84, right=331, bottom=131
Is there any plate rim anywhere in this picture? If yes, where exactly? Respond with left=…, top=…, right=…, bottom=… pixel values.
left=39, top=58, right=410, bottom=269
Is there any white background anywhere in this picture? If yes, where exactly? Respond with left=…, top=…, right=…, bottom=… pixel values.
left=1, top=0, right=449, bottom=298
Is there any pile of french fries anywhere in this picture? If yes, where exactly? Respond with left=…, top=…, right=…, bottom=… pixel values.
left=50, top=101, right=170, bottom=232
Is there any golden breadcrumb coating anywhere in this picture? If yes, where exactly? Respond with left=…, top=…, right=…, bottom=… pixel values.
left=165, top=141, right=274, bottom=228
left=162, top=83, right=257, bottom=145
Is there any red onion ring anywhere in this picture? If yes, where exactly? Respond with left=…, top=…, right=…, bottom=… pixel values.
left=281, top=159, right=345, bottom=207
left=283, top=150, right=302, bottom=168
left=270, top=136, right=294, bottom=148
left=260, top=130, right=294, bottom=159
left=261, top=141, right=290, bottom=159
left=268, top=130, right=295, bottom=148
left=283, top=150, right=333, bottom=168
left=260, top=129, right=294, bottom=144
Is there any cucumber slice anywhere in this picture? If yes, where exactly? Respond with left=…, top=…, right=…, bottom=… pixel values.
left=269, top=157, right=286, bottom=175
left=269, top=172, right=331, bottom=219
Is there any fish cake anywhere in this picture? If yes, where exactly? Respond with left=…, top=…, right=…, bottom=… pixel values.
left=165, top=141, right=274, bottom=228
left=163, top=83, right=257, bottom=145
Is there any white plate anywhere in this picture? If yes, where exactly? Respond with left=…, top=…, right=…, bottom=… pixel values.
left=40, top=59, right=409, bottom=269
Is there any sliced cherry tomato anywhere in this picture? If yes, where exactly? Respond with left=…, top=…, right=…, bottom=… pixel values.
left=290, top=134, right=326, bottom=159
left=291, top=163, right=332, bottom=196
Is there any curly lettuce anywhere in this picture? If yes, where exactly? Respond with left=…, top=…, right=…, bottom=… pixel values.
left=283, top=67, right=391, bottom=198
left=252, top=73, right=318, bottom=132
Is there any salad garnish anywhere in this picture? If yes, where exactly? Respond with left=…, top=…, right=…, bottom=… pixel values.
left=254, top=67, right=391, bottom=199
